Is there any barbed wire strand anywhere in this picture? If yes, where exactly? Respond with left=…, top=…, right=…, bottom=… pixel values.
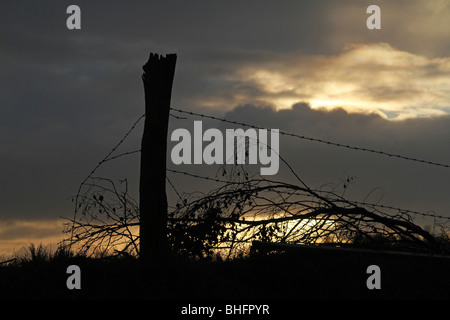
left=75, top=114, right=145, bottom=202
left=170, top=108, right=450, bottom=169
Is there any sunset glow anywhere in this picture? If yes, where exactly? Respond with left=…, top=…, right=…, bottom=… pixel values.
left=0, top=219, right=65, bottom=258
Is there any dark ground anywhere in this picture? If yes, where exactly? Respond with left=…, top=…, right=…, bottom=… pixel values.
left=1, top=247, right=449, bottom=301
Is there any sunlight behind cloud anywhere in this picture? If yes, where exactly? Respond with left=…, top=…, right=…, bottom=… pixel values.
left=231, top=43, right=450, bottom=120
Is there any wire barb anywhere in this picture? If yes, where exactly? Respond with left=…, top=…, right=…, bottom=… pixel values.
left=170, top=107, right=450, bottom=169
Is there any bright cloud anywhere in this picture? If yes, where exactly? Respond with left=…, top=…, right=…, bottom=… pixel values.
left=211, top=43, right=450, bottom=120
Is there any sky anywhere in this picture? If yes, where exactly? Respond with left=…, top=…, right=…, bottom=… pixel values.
left=1, top=0, right=450, bottom=257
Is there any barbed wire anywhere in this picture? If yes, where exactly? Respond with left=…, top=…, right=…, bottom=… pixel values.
left=78, top=114, right=144, bottom=184
left=73, top=114, right=145, bottom=224
left=170, top=108, right=450, bottom=169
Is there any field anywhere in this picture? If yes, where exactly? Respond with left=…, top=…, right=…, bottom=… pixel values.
left=1, top=244, right=449, bottom=301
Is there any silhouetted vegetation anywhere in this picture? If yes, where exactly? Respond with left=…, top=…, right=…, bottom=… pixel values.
left=1, top=242, right=450, bottom=299
left=63, top=162, right=450, bottom=260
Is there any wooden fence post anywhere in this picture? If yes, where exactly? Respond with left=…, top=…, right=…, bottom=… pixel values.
left=140, top=52, right=177, bottom=262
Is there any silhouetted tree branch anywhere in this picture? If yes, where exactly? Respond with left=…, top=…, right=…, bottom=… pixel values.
left=167, top=166, right=443, bottom=259
left=62, top=177, right=140, bottom=257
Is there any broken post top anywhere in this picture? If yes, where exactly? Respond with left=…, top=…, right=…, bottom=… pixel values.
left=142, top=52, right=177, bottom=75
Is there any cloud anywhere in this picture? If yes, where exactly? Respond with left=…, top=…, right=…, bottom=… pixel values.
left=182, top=43, right=450, bottom=119
left=322, top=0, right=450, bottom=58
left=0, top=219, right=63, bottom=241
